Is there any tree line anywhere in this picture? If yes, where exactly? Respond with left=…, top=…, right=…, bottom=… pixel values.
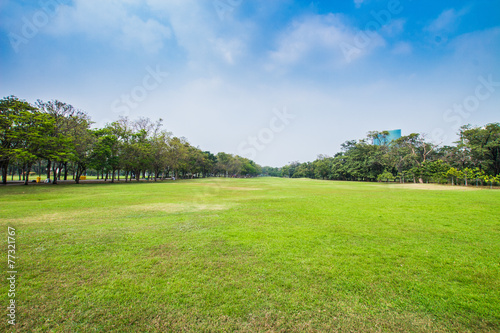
left=0, top=96, right=262, bottom=185
left=274, top=125, right=500, bottom=187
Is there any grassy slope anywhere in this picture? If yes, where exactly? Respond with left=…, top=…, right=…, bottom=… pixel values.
left=1, top=178, right=499, bottom=332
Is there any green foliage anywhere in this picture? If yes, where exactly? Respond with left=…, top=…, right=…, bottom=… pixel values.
left=0, top=96, right=49, bottom=184
left=377, top=170, right=395, bottom=182
left=2, top=95, right=498, bottom=187
left=280, top=125, right=499, bottom=187
left=459, top=123, right=500, bottom=176
left=261, top=166, right=281, bottom=177
left=1, top=97, right=261, bottom=183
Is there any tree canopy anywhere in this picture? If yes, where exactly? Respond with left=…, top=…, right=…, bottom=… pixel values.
left=0, top=96, right=261, bottom=184
left=279, top=124, right=500, bottom=187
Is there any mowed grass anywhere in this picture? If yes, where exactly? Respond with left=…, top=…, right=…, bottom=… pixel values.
left=1, top=178, right=499, bottom=332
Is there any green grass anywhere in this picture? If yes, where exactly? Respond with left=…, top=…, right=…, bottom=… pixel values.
left=1, top=178, right=499, bottom=332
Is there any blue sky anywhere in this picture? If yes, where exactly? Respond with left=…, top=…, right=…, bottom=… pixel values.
left=1, top=0, right=499, bottom=167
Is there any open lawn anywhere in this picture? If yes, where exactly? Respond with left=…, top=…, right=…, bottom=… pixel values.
left=1, top=178, right=499, bottom=332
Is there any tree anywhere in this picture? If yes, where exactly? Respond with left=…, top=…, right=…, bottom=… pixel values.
left=36, top=100, right=87, bottom=184
left=392, top=133, right=437, bottom=182
left=282, top=161, right=300, bottom=178
left=13, top=109, right=56, bottom=185
left=292, top=162, right=314, bottom=179
left=201, top=151, right=217, bottom=178
left=216, top=152, right=232, bottom=177
left=447, top=167, right=463, bottom=186
left=415, top=160, right=450, bottom=184
left=482, top=174, right=499, bottom=189
left=460, top=123, right=500, bottom=176
left=313, top=155, right=332, bottom=180
left=150, top=127, right=171, bottom=180
left=71, top=127, right=94, bottom=184
left=90, top=128, right=119, bottom=181
left=377, top=170, right=394, bottom=182
left=168, top=137, right=189, bottom=178
left=262, top=166, right=281, bottom=177
left=368, top=130, right=390, bottom=146
left=472, top=168, right=485, bottom=187
left=0, top=96, right=37, bottom=184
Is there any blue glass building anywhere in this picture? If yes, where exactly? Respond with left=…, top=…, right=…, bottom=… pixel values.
left=373, top=129, right=402, bottom=146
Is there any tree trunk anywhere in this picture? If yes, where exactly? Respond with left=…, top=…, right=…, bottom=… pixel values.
left=52, top=164, right=58, bottom=184
left=75, top=163, right=84, bottom=184
left=57, top=163, right=63, bottom=181
left=47, top=160, right=51, bottom=180
left=38, top=160, right=42, bottom=179
left=64, top=162, right=68, bottom=180
left=1, top=161, right=8, bottom=185
left=24, top=163, right=32, bottom=185
left=111, top=169, right=115, bottom=183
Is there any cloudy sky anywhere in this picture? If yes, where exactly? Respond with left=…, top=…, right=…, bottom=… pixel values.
left=1, top=0, right=499, bottom=167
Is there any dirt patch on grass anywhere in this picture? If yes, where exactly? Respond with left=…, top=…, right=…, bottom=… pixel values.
left=4, top=211, right=95, bottom=225
left=128, top=203, right=229, bottom=213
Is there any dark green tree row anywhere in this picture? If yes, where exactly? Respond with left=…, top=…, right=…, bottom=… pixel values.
left=0, top=96, right=261, bottom=185
left=279, top=125, right=500, bottom=187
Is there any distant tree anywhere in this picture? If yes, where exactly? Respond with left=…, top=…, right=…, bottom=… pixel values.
left=292, top=162, right=314, bottom=178
left=377, top=170, right=394, bottom=182
left=90, top=128, right=119, bottom=181
left=201, top=151, right=217, bottom=178
left=447, top=167, right=463, bottom=186
left=13, top=109, right=56, bottom=185
left=36, top=100, right=86, bottom=184
left=460, top=123, right=500, bottom=176
left=313, top=155, right=332, bottom=180
left=261, top=166, right=281, bottom=177
left=72, top=127, right=94, bottom=184
left=0, top=96, right=37, bottom=184
left=368, top=130, right=390, bottom=145
left=167, top=137, right=189, bottom=178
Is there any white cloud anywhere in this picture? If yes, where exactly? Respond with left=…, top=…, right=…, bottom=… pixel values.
left=267, top=14, right=385, bottom=69
left=448, top=27, right=500, bottom=64
left=426, top=8, right=468, bottom=34
left=119, top=17, right=171, bottom=52
left=354, top=0, right=365, bottom=9
left=47, top=0, right=171, bottom=53
left=380, top=19, right=405, bottom=37
left=210, top=38, right=245, bottom=65
left=141, top=0, right=253, bottom=66
left=391, top=41, right=412, bottom=55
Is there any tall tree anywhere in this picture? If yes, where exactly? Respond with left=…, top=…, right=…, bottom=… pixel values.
left=0, top=96, right=37, bottom=184
left=36, top=100, right=87, bottom=184
left=460, top=123, right=500, bottom=176
left=15, top=111, right=56, bottom=185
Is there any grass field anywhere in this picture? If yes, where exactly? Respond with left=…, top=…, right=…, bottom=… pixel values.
left=1, top=178, right=499, bottom=332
